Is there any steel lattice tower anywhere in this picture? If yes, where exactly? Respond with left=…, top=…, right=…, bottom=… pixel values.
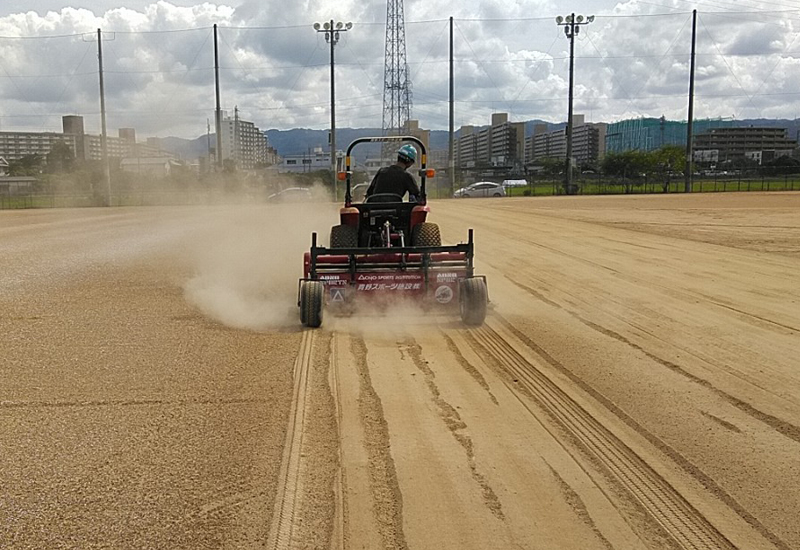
left=382, top=0, right=412, bottom=145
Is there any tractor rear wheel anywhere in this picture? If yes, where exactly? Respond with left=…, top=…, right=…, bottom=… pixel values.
left=411, top=222, right=442, bottom=247
left=330, top=224, right=358, bottom=248
left=299, top=282, right=307, bottom=325
left=459, top=277, right=487, bottom=326
left=301, top=281, right=324, bottom=328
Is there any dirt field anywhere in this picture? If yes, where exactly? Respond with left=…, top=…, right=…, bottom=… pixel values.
left=1, top=192, right=798, bottom=549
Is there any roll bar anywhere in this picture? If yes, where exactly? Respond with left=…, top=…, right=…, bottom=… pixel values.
left=340, top=136, right=430, bottom=207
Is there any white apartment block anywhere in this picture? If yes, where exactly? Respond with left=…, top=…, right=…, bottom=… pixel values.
left=0, top=131, right=76, bottom=162
left=219, top=110, right=269, bottom=170
left=454, top=113, right=525, bottom=170
left=525, top=115, right=606, bottom=166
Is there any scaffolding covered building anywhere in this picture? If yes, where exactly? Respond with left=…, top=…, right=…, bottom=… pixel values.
left=605, top=117, right=733, bottom=153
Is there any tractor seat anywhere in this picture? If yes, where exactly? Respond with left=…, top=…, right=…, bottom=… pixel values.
left=355, top=200, right=417, bottom=233
left=365, top=193, right=403, bottom=203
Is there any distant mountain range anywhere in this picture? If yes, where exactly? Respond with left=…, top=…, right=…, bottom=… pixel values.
left=152, top=118, right=800, bottom=163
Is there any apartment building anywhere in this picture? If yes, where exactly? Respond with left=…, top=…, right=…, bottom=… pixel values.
left=525, top=115, right=606, bottom=167
left=693, top=126, right=797, bottom=163
left=454, top=113, right=525, bottom=170
left=219, top=109, right=270, bottom=170
left=0, top=131, right=76, bottom=162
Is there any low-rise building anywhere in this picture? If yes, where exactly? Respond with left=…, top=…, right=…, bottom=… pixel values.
left=278, top=147, right=342, bottom=173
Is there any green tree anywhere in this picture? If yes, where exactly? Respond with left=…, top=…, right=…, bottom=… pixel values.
left=536, top=157, right=564, bottom=177
left=45, top=141, right=75, bottom=174
left=762, top=155, right=800, bottom=176
left=601, top=150, right=651, bottom=177
left=8, top=154, right=43, bottom=176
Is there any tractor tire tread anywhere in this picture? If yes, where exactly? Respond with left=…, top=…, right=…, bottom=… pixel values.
left=330, top=224, right=358, bottom=248
left=412, top=222, right=442, bottom=247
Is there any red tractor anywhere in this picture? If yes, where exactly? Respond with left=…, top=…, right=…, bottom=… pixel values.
left=298, top=136, right=488, bottom=328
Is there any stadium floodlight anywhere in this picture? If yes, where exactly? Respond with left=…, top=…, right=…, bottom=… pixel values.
left=313, top=20, right=353, bottom=202
left=554, top=12, right=594, bottom=195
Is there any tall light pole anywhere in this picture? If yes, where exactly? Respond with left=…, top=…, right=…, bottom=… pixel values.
left=556, top=13, right=594, bottom=195
left=314, top=20, right=352, bottom=202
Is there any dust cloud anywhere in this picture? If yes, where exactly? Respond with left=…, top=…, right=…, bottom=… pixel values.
left=181, top=196, right=335, bottom=331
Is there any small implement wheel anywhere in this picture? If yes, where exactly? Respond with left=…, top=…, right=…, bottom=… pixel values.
left=330, top=224, right=358, bottom=248
left=411, top=222, right=442, bottom=247
left=301, top=281, right=324, bottom=328
left=459, top=277, right=487, bottom=327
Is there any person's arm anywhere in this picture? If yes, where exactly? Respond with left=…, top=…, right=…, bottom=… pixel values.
left=365, top=169, right=382, bottom=197
left=406, top=174, right=421, bottom=200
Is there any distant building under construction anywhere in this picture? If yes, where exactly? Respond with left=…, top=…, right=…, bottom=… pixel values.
left=605, top=116, right=733, bottom=153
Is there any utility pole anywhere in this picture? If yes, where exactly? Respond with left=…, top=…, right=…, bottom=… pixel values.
left=556, top=14, right=594, bottom=195
left=314, top=20, right=352, bottom=202
left=206, top=118, right=212, bottom=173
left=97, top=29, right=111, bottom=206
left=214, top=24, right=223, bottom=170
left=234, top=106, right=239, bottom=170
left=449, top=16, right=455, bottom=196
left=685, top=9, right=697, bottom=193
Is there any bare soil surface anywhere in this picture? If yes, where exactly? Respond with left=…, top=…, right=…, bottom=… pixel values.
left=1, top=192, right=798, bottom=549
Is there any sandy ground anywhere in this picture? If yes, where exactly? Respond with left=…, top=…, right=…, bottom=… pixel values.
left=1, top=192, right=798, bottom=549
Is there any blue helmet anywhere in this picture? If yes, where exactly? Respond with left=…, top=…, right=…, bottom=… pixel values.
left=397, top=144, right=417, bottom=164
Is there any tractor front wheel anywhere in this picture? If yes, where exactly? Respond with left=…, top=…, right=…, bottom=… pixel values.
left=459, top=277, right=487, bottom=326
left=300, top=281, right=324, bottom=328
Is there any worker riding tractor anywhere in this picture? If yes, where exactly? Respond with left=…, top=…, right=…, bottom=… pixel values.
left=298, top=135, right=488, bottom=328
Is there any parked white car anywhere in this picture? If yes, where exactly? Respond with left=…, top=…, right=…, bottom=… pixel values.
left=453, top=182, right=506, bottom=198
left=501, top=179, right=528, bottom=188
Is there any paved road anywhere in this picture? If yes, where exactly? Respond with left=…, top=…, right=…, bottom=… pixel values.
left=2, top=193, right=799, bottom=549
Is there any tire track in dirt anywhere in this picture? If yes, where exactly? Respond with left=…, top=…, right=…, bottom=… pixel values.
left=470, top=319, right=792, bottom=550
left=267, top=330, right=315, bottom=550
left=402, top=338, right=504, bottom=520
left=329, top=333, right=347, bottom=550
left=440, top=331, right=499, bottom=405
left=508, top=274, right=786, bottom=406
left=0, top=398, right=268, bottom=409
left=466, top=324, right=739, bottom=550
left=476, top=209, right=797, bottom=336
left=544, top=461, right=616, bottom=550
left=350, top=335, right=409, bottom=550
left=506, top=277, right=800, bottom=444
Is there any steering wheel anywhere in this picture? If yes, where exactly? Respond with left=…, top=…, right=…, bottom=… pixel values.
left=365, top=193, right=404, bottom=203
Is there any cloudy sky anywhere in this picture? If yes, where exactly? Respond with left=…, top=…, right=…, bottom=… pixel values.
left=1, top=0, right=799, bottom=140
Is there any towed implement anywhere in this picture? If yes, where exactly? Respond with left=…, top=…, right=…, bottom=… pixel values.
left=298, top=136, right=488, bottom=328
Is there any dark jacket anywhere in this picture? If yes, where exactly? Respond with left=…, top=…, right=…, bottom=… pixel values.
left=365, top=164, right=421, bottom=201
